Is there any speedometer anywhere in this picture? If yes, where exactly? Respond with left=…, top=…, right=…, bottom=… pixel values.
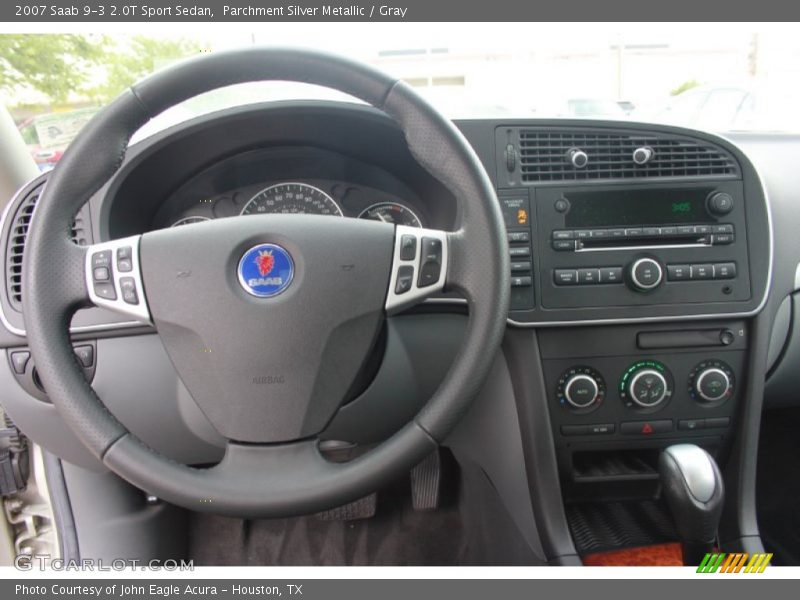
left=240, top=183, right=343, bottom=217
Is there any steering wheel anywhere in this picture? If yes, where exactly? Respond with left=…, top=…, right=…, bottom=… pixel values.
left=22, top=48, right=509, bottom=517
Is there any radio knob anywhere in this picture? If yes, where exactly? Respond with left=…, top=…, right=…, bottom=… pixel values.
left=628, top=369, right=669, bottom=408
left=629, top=258, right=663, bottom=291
left=695, top=367, right=732, bottom=402
left=564, top=374, right=600, bottom=408
left=707, top=192, right=734, bottom=215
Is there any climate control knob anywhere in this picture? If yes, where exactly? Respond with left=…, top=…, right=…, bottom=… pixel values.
left=620, top=360, right=673, bottom=410
left=557, top=366, right=605, bottom=411
left=689, top=360, right=735, bottom=403
left=628, top=258, right=663, bottom=292
left=564, top=374, right=600, bottom=408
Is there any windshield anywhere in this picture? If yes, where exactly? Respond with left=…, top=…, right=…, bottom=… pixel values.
left=2, top=23, right=800, bottom=170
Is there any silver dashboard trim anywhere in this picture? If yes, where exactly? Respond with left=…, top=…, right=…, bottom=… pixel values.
left=507, top=132, right=775, bottom=328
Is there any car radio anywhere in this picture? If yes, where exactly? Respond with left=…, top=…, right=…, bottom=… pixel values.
left=534, top=180, right=752, bottom=310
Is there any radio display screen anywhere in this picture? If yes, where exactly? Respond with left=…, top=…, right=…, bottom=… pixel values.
left=564, top=188, right=715, bottom=227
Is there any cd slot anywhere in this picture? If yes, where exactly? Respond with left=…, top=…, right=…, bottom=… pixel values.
left=579, top=235, right=711, bottom=250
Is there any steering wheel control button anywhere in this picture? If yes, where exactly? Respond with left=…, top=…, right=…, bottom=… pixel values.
left=117, top=246, right=133, bottom=272
left=237, top=243, right=294, bottom=298
left=10, top=351, right=30, bottom=375
left=92, top=266, right=110, bottom=281
left=619, top=360, right=673, bottom=411
left=620, top=419, right=673, bottom=435
left=120, top=277, right=139, bottom=305
left=557, top=366, right=605, bottom=412
left=689, top=360, right=735, bottom=404
left=386, top=226, right=448, bottom=313
left=395, top=266, right=414, bottom=295
left=399, top=235, right=417, bottom=261
left=73, top=345, right=94, bottom=368
left=93, top=282, right=117, bottom=301
left=417, top=237, right=443, bottom=288
left=86, top=236, right=151, bottom=324
left=629, top=257, right=663, bottom=291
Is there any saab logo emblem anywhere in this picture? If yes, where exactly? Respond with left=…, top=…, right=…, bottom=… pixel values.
left=256, top=249, right=275, bottom=276
left=237, top=243, right=293, bottom=298
left=697, top=552, right=773, bottom=573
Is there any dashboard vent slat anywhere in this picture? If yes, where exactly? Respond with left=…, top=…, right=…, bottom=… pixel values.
left=517, top=129, right=740, bottom=183
left=5, top=184, right=89, bottom=311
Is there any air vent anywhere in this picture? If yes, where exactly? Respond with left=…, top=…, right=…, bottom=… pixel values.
left=517, top=129, right=740, bottom=183
left=5, top=186, right=89, bottom=311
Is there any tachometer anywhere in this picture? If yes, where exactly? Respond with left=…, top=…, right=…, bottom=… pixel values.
left=358, top=202, right=423, bottom=228
left=240, top=183, right=343, bottom=217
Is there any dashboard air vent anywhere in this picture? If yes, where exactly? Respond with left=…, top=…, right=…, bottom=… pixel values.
left=5, top=185, right=89, bottom=311
left=517, top=129, right=740, bottom=183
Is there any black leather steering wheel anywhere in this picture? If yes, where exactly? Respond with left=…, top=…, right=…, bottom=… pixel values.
left=22, top=48, right=509, bottom=517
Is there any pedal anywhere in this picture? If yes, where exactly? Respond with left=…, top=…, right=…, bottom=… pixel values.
left=410, top=450, right=441, bottom=511
left=315, top=493, right=376, bottom=521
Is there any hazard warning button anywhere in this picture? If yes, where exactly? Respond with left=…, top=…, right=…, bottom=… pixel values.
left=620, top=419, right=673, bottom=435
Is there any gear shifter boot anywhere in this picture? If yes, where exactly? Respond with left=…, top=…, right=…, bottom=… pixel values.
left=658, top=444, right=725, bottom=566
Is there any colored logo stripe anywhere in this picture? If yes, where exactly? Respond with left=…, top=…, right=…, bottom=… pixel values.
left=697, top=552, right=772, bottom=573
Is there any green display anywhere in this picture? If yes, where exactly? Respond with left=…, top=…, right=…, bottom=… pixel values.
left=565, top=188, right=715, bottom=227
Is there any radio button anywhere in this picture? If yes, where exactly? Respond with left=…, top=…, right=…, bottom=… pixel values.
left=509, top=246, right=531, bottom=257
left=713, top=263, right=737, bottom=279
left=552, top=240, right=576, bottom=251
left=642, top=227, right=660, bottom=237
left=575, top=229, right=592, bottom=239
left=677, top=225, right=695, bottom=236
left=667, top=264, right=691, bottom=281
left=629, top=258, right=663, bottom=291
left=712, top=224, right=734, bottom=234
left=695, top=225, right=712, bottom=234
left=554, top=269, right=578, bottom=285
left=590, top=229, right=609, bottom=239
left=599, top=267, right=623, bottom=283
left=511, top=276, right=532, bottom=287
left=577, top=268, right=600, bottom=284
left=508, top=231, right=530, bottom=243
left=553, top=230, right=574, bottom=240
left=608, top=228, right=626, bottom=239
left=712, top=233, right=734, bottom=245
left=690, top=264, right=713, bottom=280
left=510, top=261, right=532, bottom=272
left=625, top=228, right=643, bottom=237
left=660, top=226, right=678, bottom=237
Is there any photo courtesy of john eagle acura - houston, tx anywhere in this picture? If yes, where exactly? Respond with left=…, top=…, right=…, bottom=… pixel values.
left=1, top=33, right=800, bottom=568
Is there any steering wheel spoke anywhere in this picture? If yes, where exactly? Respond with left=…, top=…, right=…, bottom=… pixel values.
left=385, top=225, right=449, bottom=313
left=85, top=235, right=151, bottom=324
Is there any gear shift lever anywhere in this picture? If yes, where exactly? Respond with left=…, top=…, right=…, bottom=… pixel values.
left=658, top=444, right=725, bottom=566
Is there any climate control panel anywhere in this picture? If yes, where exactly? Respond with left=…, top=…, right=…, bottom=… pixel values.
left=544, top=322, right=745, bottom=450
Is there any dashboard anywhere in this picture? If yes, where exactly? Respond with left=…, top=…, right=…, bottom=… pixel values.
left=2, top=101, right=800, bottom=562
